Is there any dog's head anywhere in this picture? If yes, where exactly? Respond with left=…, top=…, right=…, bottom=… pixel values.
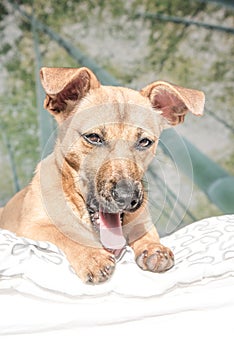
left=40, top=67, right=205, bottom=249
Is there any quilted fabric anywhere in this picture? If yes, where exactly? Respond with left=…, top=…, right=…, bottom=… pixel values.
left=0, top=215, right=234, bottom=299
left=0, top=215, right=234, bottom=336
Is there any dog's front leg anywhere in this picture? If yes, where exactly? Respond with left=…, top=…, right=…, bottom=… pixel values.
left=130, top=225, right=174, bottom=273
left=63, top=241, right=116, bottom=284
left=17, top=224, right=116, bottom=284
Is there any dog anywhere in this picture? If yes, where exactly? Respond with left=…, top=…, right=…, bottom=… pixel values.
left=0, top=67, right=205, bottom=283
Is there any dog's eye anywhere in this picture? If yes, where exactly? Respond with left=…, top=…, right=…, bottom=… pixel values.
left=136, top=138, right=154, bottom=150
left=83, top=133, right=104, bottom=145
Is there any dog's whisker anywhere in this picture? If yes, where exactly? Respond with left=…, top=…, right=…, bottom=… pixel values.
left=152, top=156, right=169, bottom=165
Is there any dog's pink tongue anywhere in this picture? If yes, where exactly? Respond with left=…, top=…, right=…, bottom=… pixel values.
left=99, top=211, right=126, bottom=250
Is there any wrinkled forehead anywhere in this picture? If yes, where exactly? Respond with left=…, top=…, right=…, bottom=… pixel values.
left=70, top=86, right=163, bottom=137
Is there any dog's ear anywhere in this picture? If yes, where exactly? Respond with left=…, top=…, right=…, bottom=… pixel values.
left=140, top=81, right=205, bottom=126
left=40, top=67, right=100, bottom=123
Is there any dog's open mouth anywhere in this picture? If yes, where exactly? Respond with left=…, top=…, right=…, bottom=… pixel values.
left=89, top=209, right=126, bottom=250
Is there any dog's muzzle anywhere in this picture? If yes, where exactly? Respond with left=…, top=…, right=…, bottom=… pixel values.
left=111, top=179, right=143, bottom=212
left=87, top=179, right=144, bottom=251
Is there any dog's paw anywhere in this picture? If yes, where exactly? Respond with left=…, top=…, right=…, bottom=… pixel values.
left=135, top=243, right=174, bottom=272
left=71, top=248, right=116, bottom=284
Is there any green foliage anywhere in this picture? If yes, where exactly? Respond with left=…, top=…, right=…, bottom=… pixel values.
left=0, top=3, right=8, bottom=21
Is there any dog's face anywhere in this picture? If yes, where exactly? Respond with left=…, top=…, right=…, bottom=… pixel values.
left=61, top=87, right=161, bottom=213
left=40, top=67, right=205, bottom=248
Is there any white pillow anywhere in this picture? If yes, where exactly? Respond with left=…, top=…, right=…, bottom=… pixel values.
left=1, top=214, right=234, bottom=298
left=0, top=215, right=234, bottom=333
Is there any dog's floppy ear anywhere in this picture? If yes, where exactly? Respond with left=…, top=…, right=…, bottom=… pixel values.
left=140, top=81, right=205, bottom=126
left=40, top=67, right=100, bottom=123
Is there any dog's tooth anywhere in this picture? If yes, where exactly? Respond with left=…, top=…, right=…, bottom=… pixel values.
left=96, top=219, right=100, bottom=224
left=94, top=212, right=99, bottom=219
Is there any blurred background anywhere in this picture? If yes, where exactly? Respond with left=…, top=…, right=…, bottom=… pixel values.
left=0, top=0, right=233, bottom=236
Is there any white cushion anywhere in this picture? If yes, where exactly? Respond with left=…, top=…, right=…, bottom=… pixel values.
left=0, top=215, right=234, bottom=347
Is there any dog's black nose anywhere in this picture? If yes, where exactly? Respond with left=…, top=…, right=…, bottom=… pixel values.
left=111, top=179, right=143, bottom=211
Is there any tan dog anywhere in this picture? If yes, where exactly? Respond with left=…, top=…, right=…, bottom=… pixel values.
left=0, top=67, right=205, bottom=283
